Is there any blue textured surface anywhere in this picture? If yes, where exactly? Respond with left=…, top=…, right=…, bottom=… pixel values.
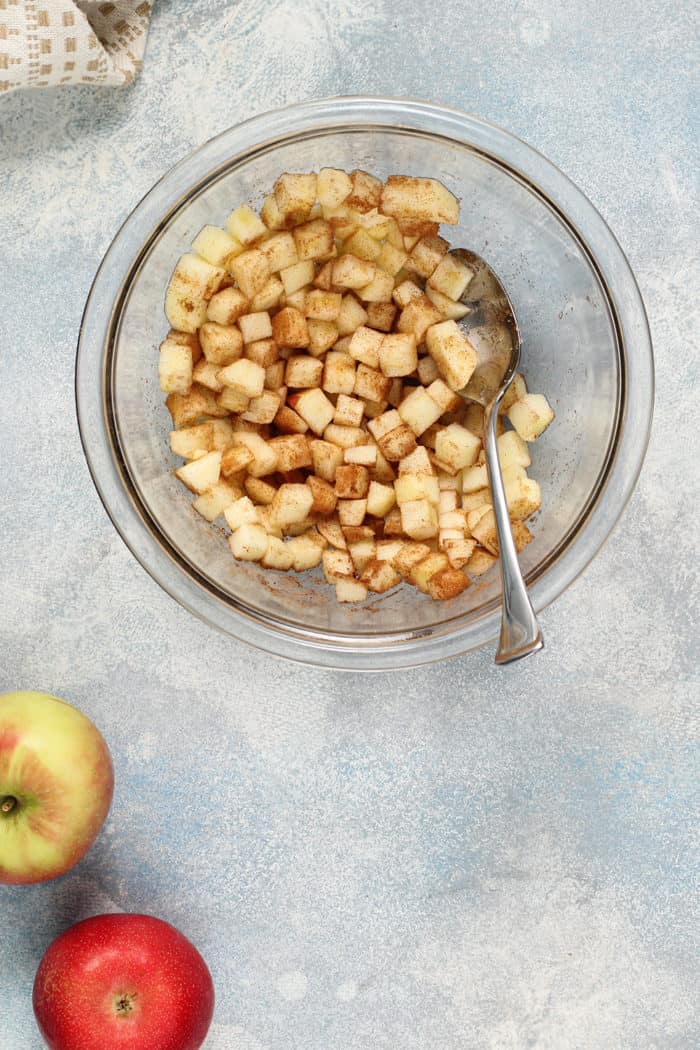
left=1, top=1, right=698, bottom=1047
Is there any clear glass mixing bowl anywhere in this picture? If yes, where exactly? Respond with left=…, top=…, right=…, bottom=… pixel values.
left=76, top=97, right=653, bottom=670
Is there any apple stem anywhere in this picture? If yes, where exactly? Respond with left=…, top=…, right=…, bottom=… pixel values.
left=1, top=796, right=17, bottom=814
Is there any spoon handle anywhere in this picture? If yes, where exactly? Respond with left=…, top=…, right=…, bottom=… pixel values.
left=484, top=396, right=544, bottom=665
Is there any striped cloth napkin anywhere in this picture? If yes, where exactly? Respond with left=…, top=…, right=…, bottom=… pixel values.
left=0, top=1, right=152, bottom=93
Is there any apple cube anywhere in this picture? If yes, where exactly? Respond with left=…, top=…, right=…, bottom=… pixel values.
left=317, top=167, right=352, bottom=208
left=217, top=358, right=265, bottom=398
left=376, top=242, right=408, bottom=279
left=337, top=499, right=368, bottom=526
left=393, top=280, right=423, bottom=308
left=390, top=542, right=432, bottom=576
left=322, top=351, right=356, bottom=395
left=303, top=290, right=341, bottom=322
left=335, top=464, right=370, bottom=499
left=274, top=404, right=308, bottom=435
left=174, top=450, right=221, bottom=494
left=306, top=475, right=338, bottom=516
left=360, top=558, right=401, bottom=594
left=406, top=234, right=449, bottom=278
left=332, top=254, right=376, bottom=290
left=335, top=578, right=368, bottom=603
left=268, top=434, right=312, bottom=472
left=507, top=394, right=555, bottom=442
left=470, top=511, right=534, bottom=556
left=346, top=169, right=383, bottom=212
left=259, top=231, right=298, bottom=273
left=237, top=311, right=272, bottom=344
left=427, top=254, right=474, bottom=301
left=229, top=523, right=269, bottom=561
left=398, top=387, right=443, bottom=435
left=398, top=446, right=434, bottom=477
left=192, top=359, right=223, bottom=392
left=159, top=339, right=193, bottom=395
left=192, top=479, right=243, bottom=522
left=279, top=259, right=315, bottom=296
left=366, top=481, right=396, bottom=517
left=344, top=445, right=377, bottom=466
left=353, top=364, right=392, bottom=402
left=417, top=356, right=440, bottom=385
left=310, top=439, right=345, bottom=482
left=425, top=320, right=478, bottom=391
left=230, top=248, right=270, bottom=298
left=241, top=391, right=281, bottom=425
left=289, top=388, right=335, bottom=436
left=425, top=285, right=471, bottom=321
left=334, top=394, right=364, bottom=427
left=397, top=296, right=443, bottom=343
left=285, top=355, right=324, bottom=389
left=366, top=302, right=397, bottom=333
left=336, top=294, right=369, bottom=335
left=206, top=287, right=249, bottom=326
left=261, top=537, right=294, bottom=571
left=400, top=498, right=438, bottom=540
left=505, top=476, right=542, bottom=520
left=377, top=333, right=417, bottom=377
left=269, top=306, right=308, bottom=349
left=465, top=547, right=497, bottom=577
left=497, top=430, right=532, bottom=469
left=322, top=548, right=355, bottom=584
left=260, top=194, right=284, bottom=230
left=293, top=218, right=334, bottom=261
left=286, top=533, right=325, bottom=572
left=224, top=496, right=260, bottom=531
left=198, top=322, right=242, bottom=367
left=426, top=567, right=470, bottom=600
left=348, top=538, right=376, bottom=573
left=395, top=475, right=439, bottom=506
left=357, top=268, right=394, bottom=304
left=270, top=484, right=314, bottom=527
left=348, top=326, right=384, bottom=368
left=244, top=476, right=277, bottom=505
left=192, top=225, right=243, bottom=268
left=378, top=424, right=418, bottom=461
left=380, top=176, right=460, bottom=225
left=217, top=386, right=250, bottom=414
left=230, top=432, right=278, bottom=477
left=244, top=339, right=278, bottom=369
left=408, top=552, right=450, bottom=592
left=226, top=204, right=267, bottom=246
left=426, top=378, right=462, bottom=415
left=307, top=320, right=339, bottom=357
left=166, top=384, right=230, bottom=427
left=435, top=423, right=481, bottom=471
left=169, top=422, right=216, bottom=459
left=165, top=253, right=226, bottom=332
left=274, top=172, right=317, bottom=226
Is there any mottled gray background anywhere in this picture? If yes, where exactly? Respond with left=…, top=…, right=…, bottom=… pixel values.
left=1, top=1, right=698, bottom=1047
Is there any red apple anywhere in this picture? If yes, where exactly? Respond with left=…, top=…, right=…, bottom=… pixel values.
left=33, top=914, right=215, bottom=1050
left=0, top=690, right=114, bottom=884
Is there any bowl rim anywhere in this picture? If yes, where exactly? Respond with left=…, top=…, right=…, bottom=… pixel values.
left=75, top=95, right=654, bottom=670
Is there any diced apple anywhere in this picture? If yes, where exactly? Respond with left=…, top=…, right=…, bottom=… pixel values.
left=306, top=475, right=338, bottom=516
left=335, top=578, right=368, bottom=603
left=336, top=294, right=369, bottom=335
left=206, top=287, right=249, bottom=326
left=226, top=204, right=267, bottom=246
left=334, top=394, right=364, bottom=427
left=397, top=296, right=443, bottom=343
left=427, top=567, right=470, bottom=600
left=269, top=483, right=314, bottom=527
left=229, top=249, right=269, bottom=298
left=165, top=253, right=226, bottom=332
left=217, top=358, right=265, bottom=398
left=332, top=254, right=376, bottom=290
left=322, top=351, right=356, bottom=395
left=380, top=176, right=459, bottom=225
left=285, top=355, right=324, bottom=389
left=261, top=536, right=294, bottom=571
left=408, top=552, right=450, bottom=592
left=337, top=499, right=368, bottom=526
left=317, top=167, right=352, bottom=208
left=268, top=434, right=312, bottom=472
left=400, top=498, right=438, bottom=540
left=435, top=423, right=481, bottom=471
left=237, top=311, right=272, bottom=344
left=316, top=517, right=347, bottom=549
left=286, top=532, right=325, bottom=572
left=309, top=439, right=344, bottom=482
left=505, top=476, right=542, bottom=520
left=192, top=225, right=243, bottom=268
left=289, top=388, right=335, bottom=435
left=192, top=359, right=223, bottom=392
left=174, top=450, right=222, bottom=494
left=348, top=538, right=376, bottom=573
left=293, top=218, right=334, bottom=261
left=425, top=285, right=472, bottom=321
left=322, top=548, right=355, bottom=583
left=497, top=430, right=532, bottom=470
left=244, top=476, right=277, bottom=505
left=274, top=173, right=317, bottom=227
left=307, top=320, right=339, bottom=356
left=417, top=355, right=440, bottom=385
left=393, top=279, right=424, bottom=308
left=366, top=302, right=397, bottom=332
left=507, top=394, right=555, bottom=442
left=159, top=338, right=193, bottom=394
left=241, top=390, right=281, bottom=425
left=427, top=254, right=474, bottom=301
left=390, top=542, right=432, bottom=576
left=335, top=464, right=370, bottom=499
left=348, top=325, right=384, bottom=369
left=344, top=445, right=377, bottom=466
left=360, top=558, right=400, bottom=594
left=230, top=432, right=278, bottom=477
left=260, top=194, right=284, bottom=230
left=229, top=523, right=269, bottom=561
left=166, top=384, right=230, bottom=427
left=354, top=364, right=392, bottom=402
left=366, top=481, right=396, bottom=517
left=398, top=386, right=443, bottom=436
left=378, top=424, right=418, bottom=461
left=192, top=479, right=243, bottom=522
left=425, top=320, right=478, bottom=391
left=379, top=333, right=418, bottom=377
left=217, top=386, right=250, bottom=414
left=279, top=259, right=315, bottom=295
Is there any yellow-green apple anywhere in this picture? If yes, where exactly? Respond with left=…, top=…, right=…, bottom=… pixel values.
left=0, top=690, right=113, bottom=884
left=33, top=914, right=215, bottom=1050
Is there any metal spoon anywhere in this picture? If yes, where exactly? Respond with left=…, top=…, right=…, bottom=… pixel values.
left=451, top=249, right=543, bottom=665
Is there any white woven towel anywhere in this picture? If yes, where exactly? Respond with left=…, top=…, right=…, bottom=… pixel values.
left=0, top=1, right=152, bottom=93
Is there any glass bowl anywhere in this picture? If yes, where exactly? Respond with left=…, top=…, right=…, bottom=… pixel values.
left=76, top=97, right=653, bottom=670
